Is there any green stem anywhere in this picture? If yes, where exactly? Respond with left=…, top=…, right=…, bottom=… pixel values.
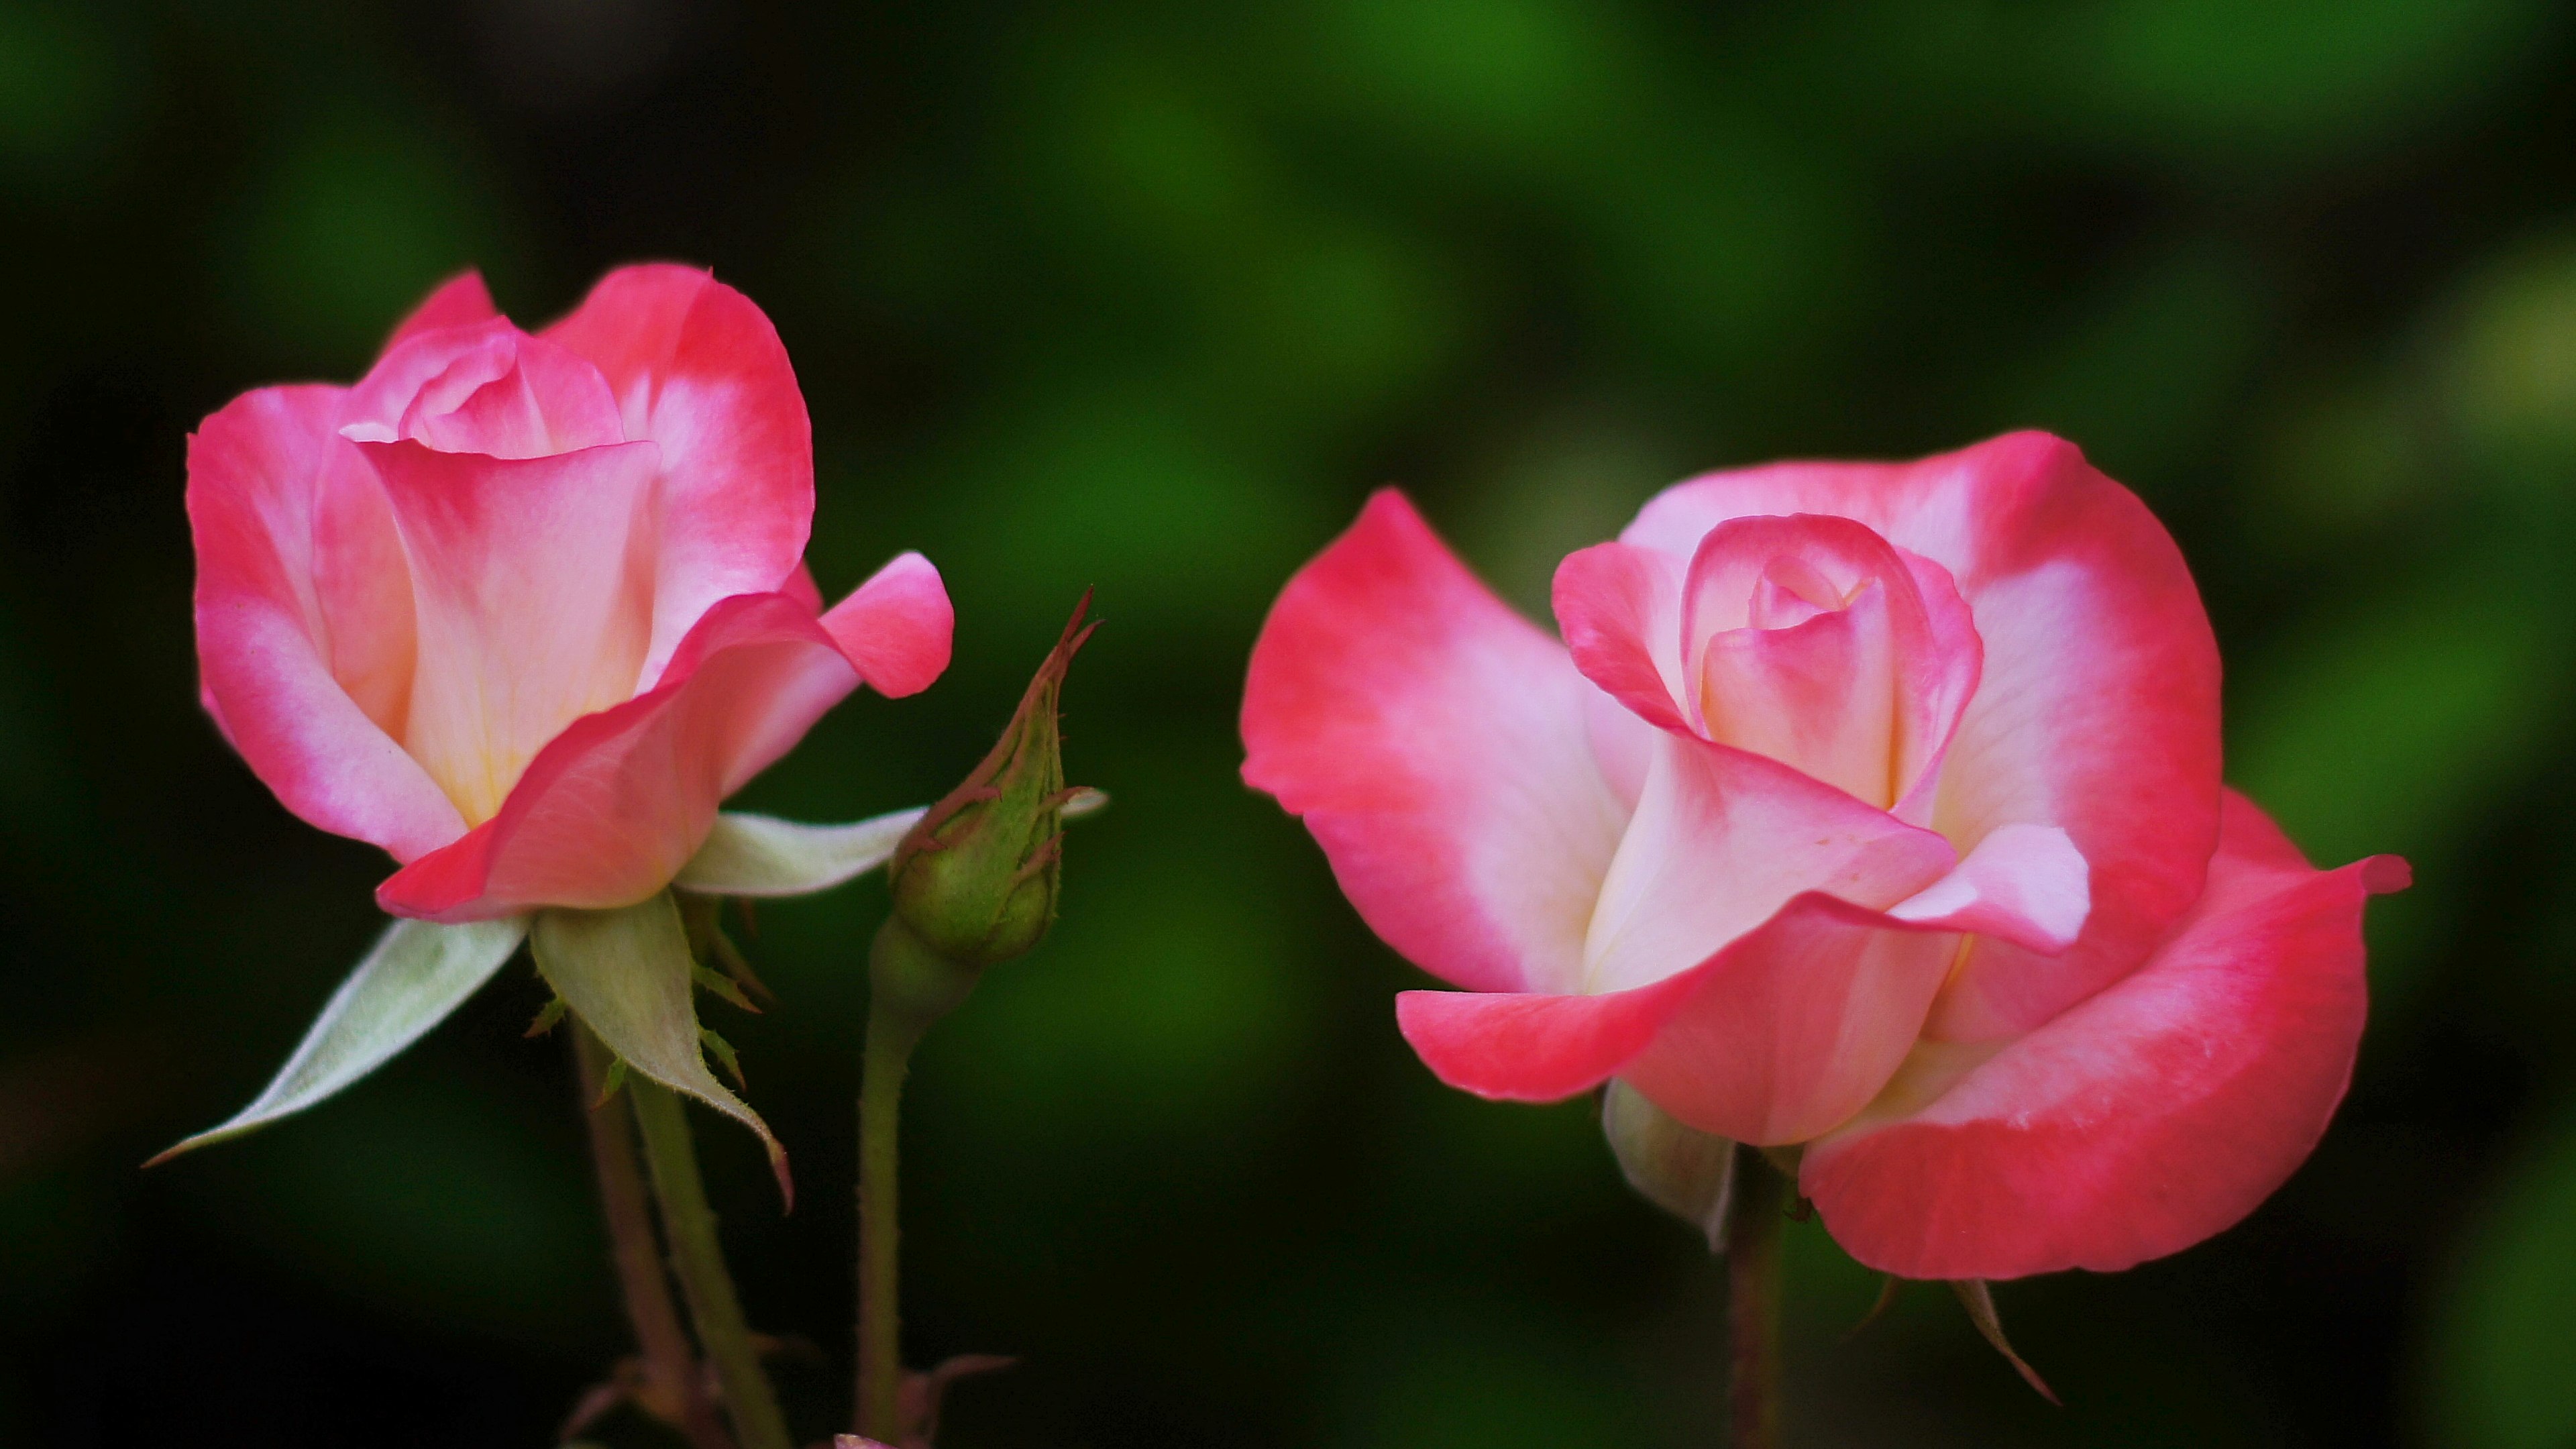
left=1726, top=1144, right=1784, bottom=1449
left=629, top=1076, right=796, bottom=1449
left=573, top=1025, right=734, bottom=1449
left=855, top=998, right=924, bottom=1440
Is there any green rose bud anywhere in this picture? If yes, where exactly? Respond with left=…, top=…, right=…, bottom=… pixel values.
left=887, top=596, right=1095, bottom=973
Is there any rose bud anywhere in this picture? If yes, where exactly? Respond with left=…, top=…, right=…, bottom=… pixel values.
left=880, top=596, right=1096, bottom=999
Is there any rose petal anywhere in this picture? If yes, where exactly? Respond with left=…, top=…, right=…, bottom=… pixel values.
left=1242, top=490, right=1626, bottom=994
left=1679, top=515, right=1980, bottom=813
left=381, top=271, right=498, bottom=352
left=545, top=265, right=816, bottom=682
left=1552, top=541, right=1689, bottom=732
left=1623, top=432, right=2222, bottom=1037
left=1887, top=822, right=2090, bottom=955
left=818, top=551, right=953, bottom=698
left=1800, top=790, right=2404, bottom=1279
left=189, top=385, right=467, bottom=861
left=1582, top=731, right=1954, bottom=994
left=1400, top=888, right=1964, bottom=1144
left=375, top=592, right=869, bottom=921
left=362, top=437, right=663, bottom=825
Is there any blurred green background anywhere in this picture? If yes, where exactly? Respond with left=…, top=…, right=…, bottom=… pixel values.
left=3, top=0, right=2573, bottom=1444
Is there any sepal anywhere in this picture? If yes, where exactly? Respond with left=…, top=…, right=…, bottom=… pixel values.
left=531, top=893, right=791, bottom=1206
left=1951, top=1279, right=2057, bottom=1403
left=675, top=807, right=929, bottom=897
left=148, top=916, right=529, bottom=1163
left=1603, top=1079, right=1736, bottom=1251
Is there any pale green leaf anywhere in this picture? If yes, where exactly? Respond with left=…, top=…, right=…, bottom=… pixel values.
left=150, top=916, right=529, bottom=1163
left=530, top=894, right=786, bottom=1197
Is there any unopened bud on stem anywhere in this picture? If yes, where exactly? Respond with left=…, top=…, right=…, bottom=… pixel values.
left=874, top=595, right=1096, bottom=1031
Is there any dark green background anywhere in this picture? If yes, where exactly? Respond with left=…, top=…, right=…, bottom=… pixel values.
left=4, top=1, right=2574, bottom=1444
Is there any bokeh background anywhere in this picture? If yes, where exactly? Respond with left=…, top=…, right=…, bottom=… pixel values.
left=3, top=1, right=2573, bottom=1445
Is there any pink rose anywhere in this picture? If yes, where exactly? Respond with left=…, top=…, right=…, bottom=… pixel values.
left=1241, top=432, right=2407, bottom=1280
left=191, top=266, right=951, bottom=920
left=168, top=267, right=951, bottom=1165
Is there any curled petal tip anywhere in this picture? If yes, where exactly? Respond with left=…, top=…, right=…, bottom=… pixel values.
left=2361, top=854, right=2413, bottom=894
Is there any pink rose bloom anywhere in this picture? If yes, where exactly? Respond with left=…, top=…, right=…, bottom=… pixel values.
left=1241, top=433, right=2407, bottom=1280
left=191, top=265, right=949, bottom=918
left=170, top=267, right=949, bottom=1165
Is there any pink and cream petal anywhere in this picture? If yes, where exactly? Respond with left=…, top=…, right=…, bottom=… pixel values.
left=1399, top=889, right=1966, bottom=1147
left=387, top=330, right=625, bottom=460
left=380, top=271, right=499, bottom=352
left=1581, top=731, right=1955, bottom=995
left=363, top=438, right=663, bottom=826
left=1625, top=433, right=2221, bottom=1038
left=1551, top=541, right=1689, bottom=732
left=545, top=265, right=816, bottom=681
left=188, top=386, right=467, bottom=862
left=816, top=551, right=954, bottom=699
left=1242, top=490, right=1627, bottom=995
left=1799, top=792, right=2405, bottom=1280
left=1678, top=515, right=1979, bottom=813
left=1887, top=822, right=2090, bottom=955
left=375, top=593, right=870, bottom=922
left=1395, top=969, right=1705, bottom=1104
left=1617, top=895, right=1968, bottom=1145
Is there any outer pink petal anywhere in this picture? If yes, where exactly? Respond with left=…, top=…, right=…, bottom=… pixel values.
left=545, top=265, right=815, bottom=681
left=1625, top=432, right=2221, bottom=1038
left=1396, top=969, right=1705, bottom=1104
left=1399, top=891, right=1964, bottom=1145
left=1241, top=490, right=1626, bottom=994
left=818, top=551, right=953, bottom=698
left=1552, top=541, right=1688, bottom=731
left=189, top=386, right=467, bottom=861
left=374, top=592, right=868, bottom=921
left=1800, top=792, right=2407, bottom=1280
left=381, top=271, right=498, bottom=352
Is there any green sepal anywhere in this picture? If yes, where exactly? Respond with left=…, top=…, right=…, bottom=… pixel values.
left=692, top=960, right=758, bottom=1014
left=525, top=995, right=569, bottom=1038
left=594, top=1056, right=630, bottom=1109
left=1601, top=1079, right=1735, bottom=1251
left=148, top=916, right=530, bottom=1164
left=532, top=893, right=790, bottom=1208
left=1951, top=1279, right=2058, bottom=1403
left=699, top=1026, right=747, bottom=1091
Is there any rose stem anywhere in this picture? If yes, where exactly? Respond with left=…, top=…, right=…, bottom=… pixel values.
left=855, top=998, right=926, bottom=1440
left=628, top=1075, right=797, bottom=1449
left=1727, top=1142, right=1786, bottom=1449
left=572, top=1023, right=735, bottom=1449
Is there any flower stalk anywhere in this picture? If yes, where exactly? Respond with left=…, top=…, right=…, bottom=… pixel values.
left=853, top=922, right=943, bottom=1439
left=1726, top=1143, right=1786, bottom=1449
left=573, top=1022, right=735, bottom=1449
left=854, top=598, right=1095, bottom=1442
left=629, top=1075, right=796, bottom=1449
